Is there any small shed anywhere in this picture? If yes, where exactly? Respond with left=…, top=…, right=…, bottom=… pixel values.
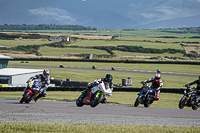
left=0, top=54, right=13, bottom=69
left=122, top=77, right=133, bottom=87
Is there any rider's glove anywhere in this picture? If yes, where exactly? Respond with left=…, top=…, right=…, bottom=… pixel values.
left=185, top=84, right=189, bottom=87
left=39, top=88, right=43, bottom=93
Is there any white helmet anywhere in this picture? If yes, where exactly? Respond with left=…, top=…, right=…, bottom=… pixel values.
left=43, top=69, right=50, bottom=79
left=155, top=73, right=161, bottom=80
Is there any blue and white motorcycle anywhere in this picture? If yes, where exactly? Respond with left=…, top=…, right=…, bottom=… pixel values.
left=20, top=79, right=43, bottom=104
left=134, top=81, right=154, bottom=107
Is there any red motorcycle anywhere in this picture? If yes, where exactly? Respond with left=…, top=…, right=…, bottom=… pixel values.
left=76, top=81, right=112, bottom=107
left=20, top=79, right=43, bottom=103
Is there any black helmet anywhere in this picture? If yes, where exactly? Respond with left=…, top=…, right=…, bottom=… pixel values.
left=105, top=74, right=113, bottom=82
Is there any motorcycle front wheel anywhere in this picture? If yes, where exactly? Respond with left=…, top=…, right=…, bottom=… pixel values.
left=134, top=95, right=141, bottom=107
left=90, top=93, right=103, bottom=107
left=76, top=94, right=84, bottom=107
left=24, top=91, right=31, bottom=103
left=144, top=95, right=152, bottom=108
left=19, top=97, right=24, bottom=103
left=20, top=91, right=31, bottom=103
left=179, top=96, right=187, bottom=109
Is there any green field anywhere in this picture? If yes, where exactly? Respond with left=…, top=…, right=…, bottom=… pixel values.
left=0, top=39, right=51, bottom=48
left=9, top=61, right=199, bottom=88
left=1, top=30, right=200, bottom=61
left=118, top=36, right=200, bottom=43
left=67, top=40, right=182, bottom=49
left=9, top=29, right=200, bottom=37
left=39, top=47, right=110, bottom=56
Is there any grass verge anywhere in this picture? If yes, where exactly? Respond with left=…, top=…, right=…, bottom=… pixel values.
left=0, top=123, right=199, bottom=133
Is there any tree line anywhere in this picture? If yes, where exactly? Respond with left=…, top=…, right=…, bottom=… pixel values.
left=0, top=24, right=97, bottom=30
left=0, top=33, right=49, bottom=40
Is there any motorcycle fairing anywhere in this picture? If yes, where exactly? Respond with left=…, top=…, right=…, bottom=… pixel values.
left=83, top=91, right=93, bottom=105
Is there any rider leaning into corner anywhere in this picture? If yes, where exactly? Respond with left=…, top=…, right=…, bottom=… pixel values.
left=83, top=74, right=114, bottom=103
left=142, top=69, right=163, bottom=100
left=25, top=69, right=50, bottom=102
left=185, top=75, right=200, bottom=105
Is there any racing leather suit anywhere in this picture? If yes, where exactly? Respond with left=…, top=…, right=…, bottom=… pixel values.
left=186, top=79, right=200, bottom=104
left=144, top=78, right=163, bottom=100
left=86, top=78, right=113, bottom=103
left=27, top=74, right=50, bottom=101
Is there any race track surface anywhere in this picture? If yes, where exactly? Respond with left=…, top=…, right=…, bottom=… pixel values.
left=1, top=99, right=200, bottom=126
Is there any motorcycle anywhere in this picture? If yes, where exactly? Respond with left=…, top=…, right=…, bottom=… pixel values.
left=134, top=82, right=154, bottom=107
left=19, top=79, right=43, bottom=104
left=76, top=81, right=112, bottom=107
left=179, top=86, right=199, bottom=110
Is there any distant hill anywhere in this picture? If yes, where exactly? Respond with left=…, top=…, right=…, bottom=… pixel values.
left=133, top=15, right=200, bottom=29
left=0, top=0, right=200, bottom=29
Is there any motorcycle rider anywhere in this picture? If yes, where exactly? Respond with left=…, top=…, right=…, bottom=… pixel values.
left=84, top=74, right=113, bottom=103
left=142, top=73, right=163, bottom=100
left=26, top=69, right=50, bottom=102
left=185, top=75, right=200, bottom=105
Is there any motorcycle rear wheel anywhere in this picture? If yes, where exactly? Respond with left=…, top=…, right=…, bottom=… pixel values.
left=90, top=93, right=103, bottom=107
left=179, top=96, right=187, bottom=109
left=192, top=105, right=198, bottom=110
left=76, top=94, right=84, bottom=107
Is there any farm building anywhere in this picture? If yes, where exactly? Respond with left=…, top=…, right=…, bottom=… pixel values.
left=49, top=36, right=70, bottom=42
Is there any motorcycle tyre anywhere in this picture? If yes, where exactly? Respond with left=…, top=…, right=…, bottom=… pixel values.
left=19, top=97, right=24, bottom=103
left=90, top=93, right=103, bottom=108
left=25, top=98, right=32, bottom=103
left=144, top=95, right=152, bottom=108
left=20, top=91, right=31, bottom=104
left=179, top=96, right=187, bottom=109
left=134, top=96, right=141, bottom=107
left=76, top=94, right=84, bottom=107
left=192, top=105, right=198, bottom=110
left=24, top=91, right=31, bottom=103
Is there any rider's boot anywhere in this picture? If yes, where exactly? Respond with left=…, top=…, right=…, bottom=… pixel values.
left=101, top=97, right=107, bottom=103
left=154, top=91, right=160, bottom=101
left=34, top=94, right=45, bottom=102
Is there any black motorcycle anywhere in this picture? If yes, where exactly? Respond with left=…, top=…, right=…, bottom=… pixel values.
left=134, top=82, right=154, bottom=107
left=179, top=86, right=199, bottom=110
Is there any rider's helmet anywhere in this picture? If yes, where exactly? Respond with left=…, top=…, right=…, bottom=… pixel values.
left=105, top=74, right=113, bottom=82
left=155, top=73, right=161, bottom=80
left=43, top=69, right=50, bottom=79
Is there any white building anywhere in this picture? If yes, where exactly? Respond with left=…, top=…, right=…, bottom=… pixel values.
left=0, top=68, right=44, bottom=87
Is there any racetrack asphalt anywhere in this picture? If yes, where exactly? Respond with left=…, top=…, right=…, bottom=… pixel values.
left=0, top=99, right=200, bottom=126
